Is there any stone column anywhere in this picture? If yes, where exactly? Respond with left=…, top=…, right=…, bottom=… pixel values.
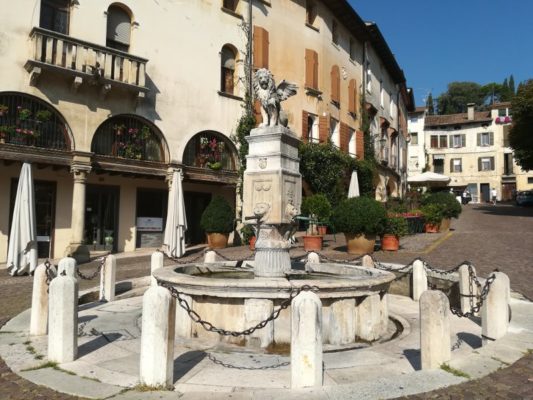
left=151, top=251, right=164, bottom=286
left=482, top=271, right=510, bottom=344
left=245, top=299, right=274, bottom=347
left=100, top=255, right=116, bottom=301
left=48, top=274, right=78, bottom=363
left=30, top=264, right=49, bottom=336
left=66, top=166, right=91, bottom=263
left=140, top=286, right=176, bottom=389
left=420, top=290, right=450, bottom=370
left=291, top=291, right=323, bottom=388
left=412, top=259, right=427, bottom=301
left=459, top=264, right=479, bottom=315
left=58, top=257, right=77, bottom=279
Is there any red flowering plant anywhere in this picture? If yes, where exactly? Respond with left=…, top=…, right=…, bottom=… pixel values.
left=199, top=136, right=226, bottom=170
left=113, top=124, right=152, bottom=160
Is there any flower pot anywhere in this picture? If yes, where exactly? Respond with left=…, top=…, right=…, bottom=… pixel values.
left=303, top=235, right=323, bottom=252
left=344, top=233, right=376, bottom=255
left=424, top=223, right=439, bottom=233
left=439, top=218, right=451, bottom=232
left=317, top=225, right=327, bottom=236
left=381, top=234, right=400, bottom=251
left=206, top=232, right=229, bottom=249
left=249, top=236, right=256, bottom=251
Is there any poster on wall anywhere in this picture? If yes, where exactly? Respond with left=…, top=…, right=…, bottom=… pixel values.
left=136, top=217, right=163, bottom=232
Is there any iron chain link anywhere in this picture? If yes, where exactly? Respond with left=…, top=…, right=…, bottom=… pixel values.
left=76, top=256, right=107, bottom=280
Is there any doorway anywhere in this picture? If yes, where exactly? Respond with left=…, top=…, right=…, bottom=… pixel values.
left=184, top=192, right=212, bottom=245
left=85, top=185, right=119, bottom=252
left=136, top=188, right=167, bottom=248
left=480, top=183, right=490, bottom=203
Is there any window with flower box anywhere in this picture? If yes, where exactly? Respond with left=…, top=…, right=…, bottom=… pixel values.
left=91, top=115, right=164, bottom=161
left=183, top=131, right=237, bottom=171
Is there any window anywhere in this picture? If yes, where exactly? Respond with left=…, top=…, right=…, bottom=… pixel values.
left=220, top=45, right=236, bottom=95
left=433, top=157, right=444, bottom=174
left=410, top=132, right=418, bottom=145
left=366, top=61, right=372, bottom=92
left=430, top=135, right=438, bottom=148
left=410, top=116, right=418, bottom=123
left=305, top=49, right=319, bottom=91
left=223, top=0, right=238, bottom=12
left=106, top=5, right=131, bottom=52
left=330, top=65, right=340, bottom=106
left=389, top=97, right=395, bottom=119
left=430, top=134, right=447, bottom=148
left=478, top=131, right=494, bottom=146
left=478, top=157, right=495, bottom=171
left=498, top=108, right=507, bottom=117
left=349, top=38, right=356, bottom=60
left=253, top=26, right=269, bottom=69
left=380, top=81, right=384, bottom=107
left=183, top=131, right=236, bottom=170
left=330, top=118, right=339, bottom=147
left=306, top=113, right=319, bottom=143
left=40, top=0, right=70, bottom=34
left=451, top=134, right=466, bottom=148
left=439, top=135, right=448, bottom=148
left=348, top=79, right=357, bottom=116
left=528, top=177, right=533, bottom=184
left=331, top=20, right=339, bottom=45
left=450, top=158, right=462, bottom=173
left=305, top=0, right=317, bottom=26
left=348, top=128, right=356, bottom=156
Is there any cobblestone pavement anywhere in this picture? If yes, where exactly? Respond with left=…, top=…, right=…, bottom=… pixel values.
left=1, top=204, right=532, bottom=399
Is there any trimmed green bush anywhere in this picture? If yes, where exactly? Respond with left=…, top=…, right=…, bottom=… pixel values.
left=301, top=193, right=332, bottom=223
left=331, top=197, right=387, bottom=235
left=200, top=195, right=234, bottom=233
left=421, top=192, right=462, bottom=219
left=420, top=204, right=444, bottom=225
left=384, top=216, right=409, bottom=237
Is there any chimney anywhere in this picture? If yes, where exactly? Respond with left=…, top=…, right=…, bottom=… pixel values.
left=467, top=103, right=475, bottom=121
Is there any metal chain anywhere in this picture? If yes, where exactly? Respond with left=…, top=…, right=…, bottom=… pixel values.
left=207, top=353, right=289, bottom=370
left=450, top=273, right=496, bottom=318
left=44, top=260, right=56, bottom=287
left=76, top=256, right=106, bottom=280
left=422, top=259, right=463, bottom=275
left=313, top=251, right=364, bottom=264
left=168, top=250, right=207, bottom=265
left=451, top=336, right=464, bottom=351
left=206, top=248, right=255, bottom=262
left=371, top=255, right=415, bottom=273
left=158, top=280, right=319, bottom=337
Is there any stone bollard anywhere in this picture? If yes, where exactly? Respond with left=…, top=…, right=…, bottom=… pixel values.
left=30, top=264, right=50, bottom=336
left=420, top=290, right=450, bottom=370
left=48, top=274, right=78, bottom=363
left=482, top=272, right=510, bottom=344
left=140, top=286, right=176, bottom=389
left=151, top=251, right=164, bottom=286
left=58, top=257, right=77, bottom=279
left=291, top=290, right=323, bottom=389
left=412, top=259, right=427, bottom=301
left=100, top=255, right=116, bottom=301
left=305, top=252, right=320, bottom=272
left=204, top=250, right=217, bottom=263
left=362, top=255, right=374, bottom=268
left=458, top=264, right=479, bottom=315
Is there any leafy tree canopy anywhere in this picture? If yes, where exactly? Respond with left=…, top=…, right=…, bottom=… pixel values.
left=509, top=79, right=533, bottom=171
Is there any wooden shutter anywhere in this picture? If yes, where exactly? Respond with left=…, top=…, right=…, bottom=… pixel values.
left=461, top=134, right=466, bottom=147
left=356, top=130, right=364, bottom=159
left=430, top=135, right=437, bottom=148
left=348, top=79, right=356, bottom=115
left=313, top=51, right=318, bottom=89
left=489, top=132, right=494, bottom=146
left=302, top=111, right=309, bottom=142
left=253, top=26, right=269, bottom=69
left=339, top=122, right=349, bottom=152
left=477, top=133, right=481, bottom=146
left=331, top=65, right=340, bottom=104
left=318, top=115, right=329, bottom=143
left=490, top=156, right=495, bottom=170
left=253, top=99, right=262, bottom=126
left=305, top=49, right=318, bottom=89
left=478, top=157, right=482, bottom=171
left=450, top=159, right=453, bottom=173
left=440, top=136, right=447, bottom=148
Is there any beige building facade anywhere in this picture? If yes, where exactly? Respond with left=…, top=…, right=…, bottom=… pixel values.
left=0, top=0, right=411, bottom=263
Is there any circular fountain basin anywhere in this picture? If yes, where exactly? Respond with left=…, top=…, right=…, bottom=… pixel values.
left=153, top=261, right=396, bottom=349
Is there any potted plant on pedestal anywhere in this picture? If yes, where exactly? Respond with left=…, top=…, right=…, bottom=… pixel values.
left=301, top=193, right=331, bottom=251
left=421, top=192, right=462, bottom=232
left=331, top=196, right=387, bottom=255
left=240, top=224, right=256, bottom=250
left=420, top=204, right=443, bottom=233
left=200, top=195, right=234, bottom=249
left=381, top=214, right=409, bottom=251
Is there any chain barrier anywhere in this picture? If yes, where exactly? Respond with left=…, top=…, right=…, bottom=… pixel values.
left=76, top=256, right=106, bottom=280
left=158, top=280, right=318, bottom=337
left=313, top=251, right=364, bottom=265
left=44, top=260, right=56, bottom=287
left=450, top=272, right=496, bottom=318
left=207, top=353, right=290, bottom=370
left=167, top=249, right=207, bottom=265
left=451, top=336, right=464, bottom=351
left=422, top=259, right=463, bottom=276
left=206, top=248, right=256, bottom=262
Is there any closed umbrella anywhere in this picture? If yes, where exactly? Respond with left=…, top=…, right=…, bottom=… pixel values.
left=163, top=170, right=187, bottom=258
left=7, top=163, right=38, bottom=276
left=348, top=170, right=360, bottom=198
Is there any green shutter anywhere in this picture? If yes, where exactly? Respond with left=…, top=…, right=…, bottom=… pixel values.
left=477, top=133, right=481, bottom=146
left=490, top=156, right=495, bottom=170
left=478, top=157, right=482, bottom=171
left=489, top=132, right=494, bottom=146
left=461, top=134, right=466, bottom=147
left=450, top=158, right=453, bottom=172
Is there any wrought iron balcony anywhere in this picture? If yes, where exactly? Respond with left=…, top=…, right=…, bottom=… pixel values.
left=25, top=27, right=149, bottom=99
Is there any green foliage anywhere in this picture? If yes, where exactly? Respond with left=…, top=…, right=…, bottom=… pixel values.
left=35, top=110, right=52, bottom=122
left=421, top=192, right=462, bottom=219
left=301, top=193, right=332, bottom=223
left=437, top=82, right=486, bottom=114
left=509, top=79, right=533, bottom=171
left=420, top=203, right=444, bottom=225
left=384, top=216, right=408, bottom=237
left=426, top=92, right=434, bottom=115
left=200, top=195, right=234, bottom=233
left=239, top=224, right=255, bottom=244
left=331, top=196, right=387, bottom=235
left=234, top=107, right=256, bottom=199
left=299, top=142, right=376, bottom=206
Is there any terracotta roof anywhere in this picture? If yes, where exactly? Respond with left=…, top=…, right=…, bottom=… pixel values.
left=490, top=102, right=511, bottom=109
left=424, top=111, right=492, bottom=127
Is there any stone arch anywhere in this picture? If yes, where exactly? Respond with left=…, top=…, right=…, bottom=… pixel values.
left=220, top=44, right=239, bottom=95
left=91, top=114, right=169, bottom=162
left=0, top=91, right=74, bottom=150
left=182, top=131, right=238, bottom=171
left=106, top=3, right=134, bottom=52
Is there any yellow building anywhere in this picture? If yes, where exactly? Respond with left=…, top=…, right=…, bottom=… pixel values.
left=0, top=0, right=411, bottom=263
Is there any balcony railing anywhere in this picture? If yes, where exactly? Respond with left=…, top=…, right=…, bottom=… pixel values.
left=25, top=27, right=149, bottom=96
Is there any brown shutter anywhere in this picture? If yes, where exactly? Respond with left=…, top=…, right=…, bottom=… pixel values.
left=305, top=49, right=314, bottom=88
left=312, top=50, right=319, bottom=89
left=319, top=115, right=329, bottom=143
left=490, top=156, right=495, bottom=170
left=339, top=122, right=349, bottom=152
left=430, top=135, right=438, bottom=148
left=302, top=111, right=309, bottom=142
left=356, top=130, right=364, bottom=159
left=331, top=65, right=340, bottom=104
left=478, top=157, right=482, bottom=171
left=253, top=26, right=269, bottom=69
left=477, top=133, right=481, bottom=146
left=253, top=99, right=262, bottom=126
left=450, top=159, right=453, bottom=173
left=348, top=79, right=356, bottom=115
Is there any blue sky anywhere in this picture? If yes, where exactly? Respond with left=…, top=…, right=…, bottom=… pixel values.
left=349, top=0, right=533, bottom=107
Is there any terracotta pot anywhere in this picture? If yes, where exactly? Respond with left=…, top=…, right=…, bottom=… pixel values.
left=424, top=223, right=439, bottom=233
left=303, top=235, right=323, bottom=252
left=381, top=234, right=400, bottom=251
left=439, top=218, right=451, bottom=232
left=249, top=236, right=256, bottom=251
left=206, top=232, right=229, bottom=249
left=344, top=233, right=376, bottom=255
left=317, top=225, right=327, bottom=236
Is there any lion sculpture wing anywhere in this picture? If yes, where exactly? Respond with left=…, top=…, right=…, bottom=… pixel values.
left=276, top=80, right=298, bottom=102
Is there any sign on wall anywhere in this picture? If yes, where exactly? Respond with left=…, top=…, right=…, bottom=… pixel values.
left=136, top=217, right=163, bottom=231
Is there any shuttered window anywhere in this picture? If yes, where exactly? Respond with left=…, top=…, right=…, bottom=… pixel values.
left=450, top=158, right=462, bottom=173
left=331, top=65, right=340, bottom=105
left=430, top=135, right=438, bottom=148
left=439, top=135, right=447, bottom=148
left=221, top=46, right=236, bottom=95
left=478, top=157, right=495, bottom=171
left=305, top=49, right=319, bottom=90
left=106, top=6, right=131, bottom=52
left=306, top=0, right=317, bottom=26
left=40, top=0, right=70, bottom=34
left=223, top=0, right=238, bottom=12
left=348, top=79, right=357, bottom=115
left=253, top=26, right=269, bottom=69
left=477, top=132, right=494, bottom=146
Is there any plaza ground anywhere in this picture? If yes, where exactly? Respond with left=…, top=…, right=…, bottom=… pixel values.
left=1, top=203, right=532, bottom=399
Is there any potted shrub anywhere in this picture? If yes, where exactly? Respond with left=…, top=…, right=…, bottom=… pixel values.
left=420, top=204, right=443, bottom=233
left=301, top=193, right=332, bottom=251
left=240, top=224, right=256, bottom=250
left=200, top=195, right=234, bottom=249
left=421, top=192, right=461, bottom=232
left=331, top=196, right=387, bottom=255
left=381, top=215, right=408, bottom=251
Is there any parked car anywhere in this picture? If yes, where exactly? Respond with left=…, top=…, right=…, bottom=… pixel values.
left=516, top=190, right=533, bottom=206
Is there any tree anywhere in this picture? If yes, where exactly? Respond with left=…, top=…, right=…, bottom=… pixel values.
left=426, top=92, right=434, bottom=115
left=436, top=82, right=486, bottom=114
left=509, top=79, right=533, bottom=171
left=509, top=75, right=516, bottom=95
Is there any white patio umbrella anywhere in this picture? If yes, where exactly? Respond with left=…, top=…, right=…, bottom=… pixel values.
left=407, top=171, right=451, bottom=186
left=7, top=163, right=38, bottom=276
left=348, top=170, right=360, bottom=198
left=163, top=169, right=187, bottom=258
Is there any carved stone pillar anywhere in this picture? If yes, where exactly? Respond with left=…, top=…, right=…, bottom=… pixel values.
left=66, top=165, right=91, bottom=263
